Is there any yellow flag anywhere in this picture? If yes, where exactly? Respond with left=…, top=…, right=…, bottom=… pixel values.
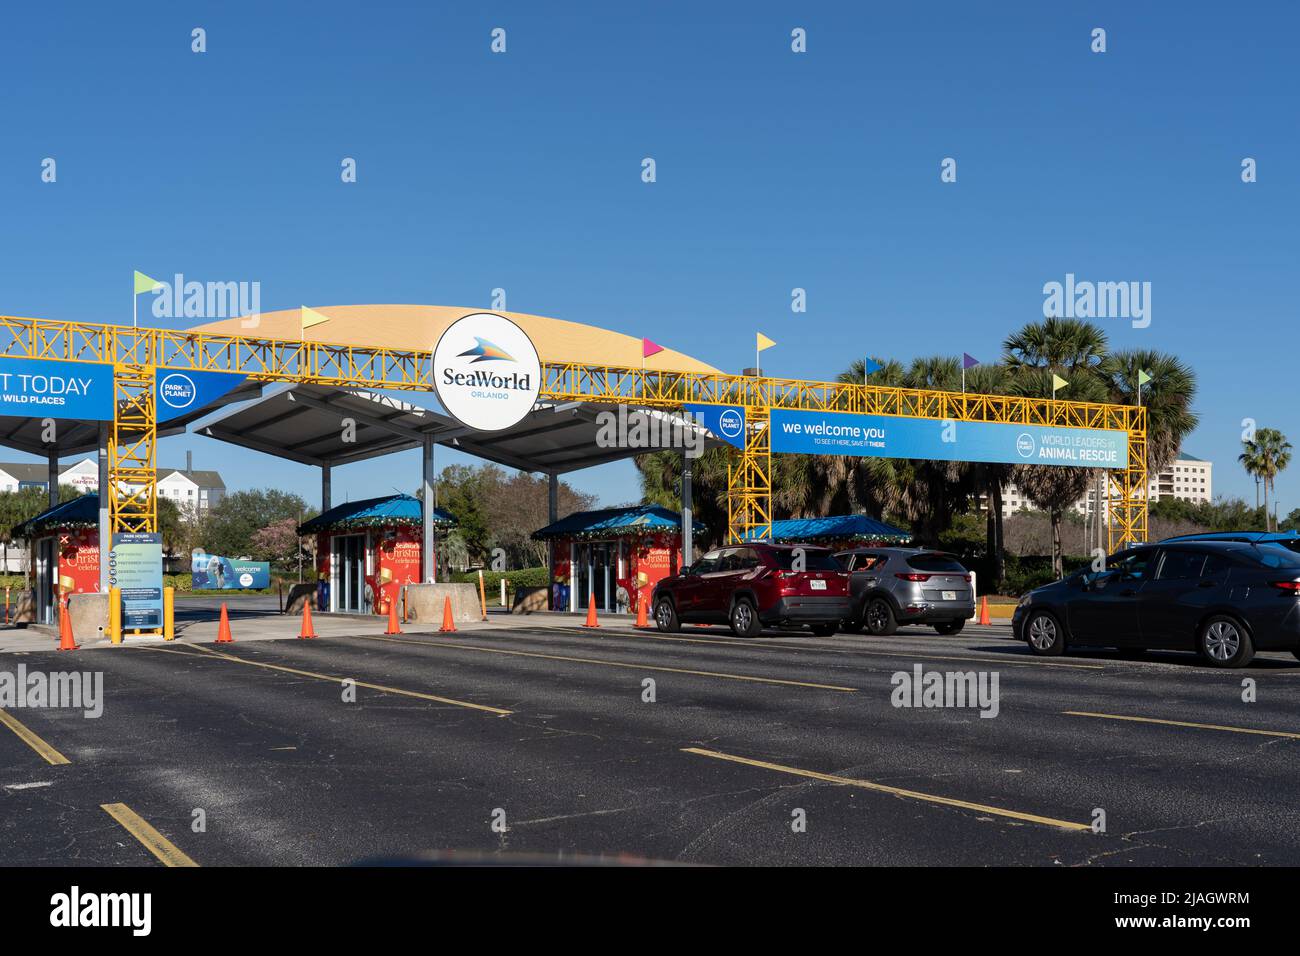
left=301, top=306, right=331, bottom=331
left=133, top=271, right=161, bottom=295
left=756, top=332, right=776, bottom=352
left=1051, top=373, right=1069, bottom=392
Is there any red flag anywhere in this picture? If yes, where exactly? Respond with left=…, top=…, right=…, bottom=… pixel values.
left=642, top=338, right=665, bottom=358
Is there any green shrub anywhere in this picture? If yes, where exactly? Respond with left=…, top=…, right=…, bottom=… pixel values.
left=452, top=567, right=550, bottom=604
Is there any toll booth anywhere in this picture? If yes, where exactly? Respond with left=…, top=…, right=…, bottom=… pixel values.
left=761, top=514, right=912, bottom=550
left=533, top=504, right=705, bottom=615
left=12, top=494, right=101, bottom=626
left=298, top=494, right=456, bottom=616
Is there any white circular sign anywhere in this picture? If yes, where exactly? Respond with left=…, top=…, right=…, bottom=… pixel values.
left=432, top=313, right=542, bottom=431
left=239, top=572, right=254, bottom=588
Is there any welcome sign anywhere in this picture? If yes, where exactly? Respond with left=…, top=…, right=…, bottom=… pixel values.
left=771, top=409, right=1128, bottom=469
left=0, top=358, right=115, bottom=420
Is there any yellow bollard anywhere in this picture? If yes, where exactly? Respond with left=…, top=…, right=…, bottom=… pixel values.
left=477, top=569, right=487, bottom=621
left=108, top=586, right=122, bottom=644
left=163, top=586, right=175, bottom=641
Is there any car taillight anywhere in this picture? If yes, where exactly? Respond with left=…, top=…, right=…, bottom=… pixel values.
left=896, top=572, right=931, bottom=582
left=963, top=574, right=971, bottom=583
left=1269, top=580, right=1300, bottom=593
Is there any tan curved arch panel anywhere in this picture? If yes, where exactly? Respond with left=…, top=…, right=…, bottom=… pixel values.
left=191, top=305, right=720, bottom=374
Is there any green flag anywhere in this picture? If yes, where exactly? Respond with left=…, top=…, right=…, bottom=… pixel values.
left=1137, top=369, right=1152, bottom=386
left=133, top=270, right=161, bottom=295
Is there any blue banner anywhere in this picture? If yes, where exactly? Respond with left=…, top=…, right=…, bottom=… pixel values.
left=0, top=358, right=115, bottom=420
left=156, top=369, right=248, bottom=423
left=191, top=551, right=271, bottom=590
left=683, top=403, right=746, bottom=449
left=771, top=409, right=1128, bottom=469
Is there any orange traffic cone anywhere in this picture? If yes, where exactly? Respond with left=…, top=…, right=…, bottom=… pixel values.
left=978, top=596, right=991, bottom=626
left=57, top=597, right=79, bottom=651
left=635, top=594, right=648, bottom=629
left=583, top=593, right=600, bottom=629
left=385, top=601, right=402, bottom=635
left=298, top=601, right=317, bottom=639
left=215, top=603, right=234, bottom=643
left=438, top=596, right=456, bottom=633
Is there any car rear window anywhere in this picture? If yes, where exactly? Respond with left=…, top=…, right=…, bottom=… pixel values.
left=1240, top=545, right=1300, bottom=569
left=905, top=553, right=966, bottom=573
left=771, top=548, right=842, bottom=571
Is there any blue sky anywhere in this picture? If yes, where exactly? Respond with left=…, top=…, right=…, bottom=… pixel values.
left=0, top=2, right=1295, bottom=513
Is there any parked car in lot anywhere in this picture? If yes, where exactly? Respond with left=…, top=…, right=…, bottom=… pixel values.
left=651, top=543, right=850, bottom=637
left=834, top=547, right=975, bottom=635
left=1013, top=540, right=1300, bottom=667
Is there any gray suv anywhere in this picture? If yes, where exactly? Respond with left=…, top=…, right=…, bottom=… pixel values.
left=835, top=548, right=975, bottom=635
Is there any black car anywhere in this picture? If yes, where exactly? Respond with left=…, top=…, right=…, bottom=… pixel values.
left=1013, top=540, right=1300, bottom=667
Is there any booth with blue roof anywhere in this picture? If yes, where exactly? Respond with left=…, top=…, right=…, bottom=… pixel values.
left=533, top=504, right=705, bottom=614
left=11, top=494, right=102, bottom=626
left=750, top=514, right=913, bottom=549
left=298, top=493, right=456, bottom=616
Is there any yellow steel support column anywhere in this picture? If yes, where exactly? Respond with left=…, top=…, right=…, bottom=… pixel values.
left=1108, top=408, right=1148, bottom=551
left=727, top=407, right=771, bottom=543
left=109, top=364, right=158, bottom=534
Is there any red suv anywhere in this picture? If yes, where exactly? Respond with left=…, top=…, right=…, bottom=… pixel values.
left=651, top=543, right=850, bottom=637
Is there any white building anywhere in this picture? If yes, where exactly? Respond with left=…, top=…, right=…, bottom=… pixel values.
left=981, top=453, right=1213, bottom=519
left=0, top=457, right=225, bottom=520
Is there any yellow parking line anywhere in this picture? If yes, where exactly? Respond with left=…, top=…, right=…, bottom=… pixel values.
left=683, top=747, right=1089, bottom=831
left=137, top=644, right=512, bottom=716
left=1063, top=710, right=1300, bottom=740
left=356, top=634, right=857, bottom=692
left=100, top=803, right=198, bottom=867
left=508, top=626, right=1102, bottom=670
left=0, top=708, right=70, bottom=766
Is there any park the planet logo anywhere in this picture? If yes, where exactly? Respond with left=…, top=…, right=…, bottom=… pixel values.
left=432, top=313, right=542, bottom=432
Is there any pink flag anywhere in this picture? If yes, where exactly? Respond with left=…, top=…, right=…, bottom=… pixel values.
left=642, top=338, right=665, bottom=358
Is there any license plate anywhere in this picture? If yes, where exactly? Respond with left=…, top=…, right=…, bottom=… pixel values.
left=942, top=590, right=956, bottom=601
left=810, top=579, right=826, bottom=590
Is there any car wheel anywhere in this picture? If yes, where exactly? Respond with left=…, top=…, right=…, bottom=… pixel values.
left=934, top=620, right=965, bottom=636
left=1198, top=615, right=1254, bottom=668
left=654, top=598, right=680, bottom=633
left=729, top=598, right=762, bottom=637
left=864, top=598, right=897, bottom=636
left=809, top=622, right=838, bottom=637
left=1024, top=610, right=1065, bottom=656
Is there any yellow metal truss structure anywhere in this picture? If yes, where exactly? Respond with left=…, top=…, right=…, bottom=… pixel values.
left=0, top=316, right=1148, bottom=549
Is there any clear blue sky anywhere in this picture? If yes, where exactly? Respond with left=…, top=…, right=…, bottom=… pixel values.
left=0, top=2, right=1295, bottom=513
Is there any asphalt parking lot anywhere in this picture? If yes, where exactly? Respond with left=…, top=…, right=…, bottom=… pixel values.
left=4, top=619, right=1299, bottom=866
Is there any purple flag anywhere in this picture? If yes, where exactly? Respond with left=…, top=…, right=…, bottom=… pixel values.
left=962, top=352, right=979, bottom=369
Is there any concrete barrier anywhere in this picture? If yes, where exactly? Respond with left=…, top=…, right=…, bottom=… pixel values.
left=285, top=582, right=318, bottom=614
left=510, top=586, right=549, bottom=614
left=404, top=583, right=482, bottom=625
left=68, top=592, right=110, bottom=641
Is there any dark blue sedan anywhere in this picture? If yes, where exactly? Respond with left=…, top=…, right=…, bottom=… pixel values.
left=1013, top=540, right=1300, bottom=667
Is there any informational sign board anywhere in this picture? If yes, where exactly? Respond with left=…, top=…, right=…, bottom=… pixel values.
left=0, top=358, right=115, bottom=420
left=191, top=550, right=270, bottom=590
left=771, top=410, right=1129, bottom=469
left=110, top=532, right=164, bottom=629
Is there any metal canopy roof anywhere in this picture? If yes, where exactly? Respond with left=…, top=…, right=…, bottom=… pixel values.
left=0, top=378, right=265, bottom=457
left=194, top=383, right=722, bottom=475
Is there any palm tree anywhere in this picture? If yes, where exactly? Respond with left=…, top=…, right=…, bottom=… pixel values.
left=1240, top=428, right=1292, bottom=531
left=1003, top=320, right=1110, bottom=577
left=1099, top=350, right=1199, bottom=476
